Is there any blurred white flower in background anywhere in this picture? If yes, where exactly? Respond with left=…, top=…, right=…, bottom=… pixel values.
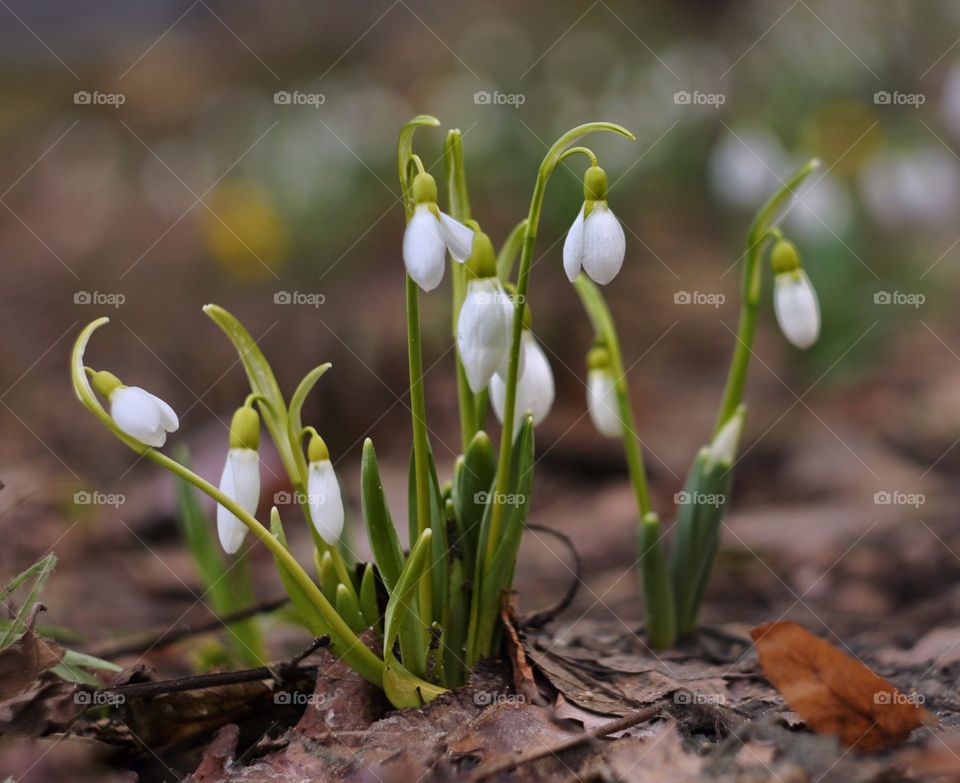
left=709, top=127, right=788, bottom=209
left=859, top=147, right=960, bottom=227
left=941, top=61, right=960, bottom=139
left=785, top=172, right=854, bottom=239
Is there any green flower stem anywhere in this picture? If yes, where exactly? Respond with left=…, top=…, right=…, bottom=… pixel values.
left=444, top=129, right=478, bottom=452
left=71, top=319, right=384, bottom=686
left=483, top=122, right=635, bottom=569
left=572, top=275, right=652, bottom=516
left=713, top=159, right=820, bottom=434
left=398, top=116, right=440, bottom=630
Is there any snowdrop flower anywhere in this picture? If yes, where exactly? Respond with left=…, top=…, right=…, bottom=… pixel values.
left=586, top=346, right=621, bottom=438
left=491, top=330, right=555, bottom=435
left=771, top=239, right=820, bottom=350
left=307, top=433, right=345, bottom=545
left=563, top=165, right=626, bottom=285
left=457, top=229, right=511, bottom=393
left=217, top=405, right=261, bottom=554
left=402, top=172, right=474, bottom=291
left=91, top=370, right=178, bottom=448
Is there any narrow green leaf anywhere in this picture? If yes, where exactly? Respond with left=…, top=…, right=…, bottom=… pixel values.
left=360, top=563, right=381, bottom=630
left=638, top=512, right=676, bottom=648
left=286, top=363, right=332, bottom=481
left=0, top=554, right=56, bottom=648
left=361, top=439, right=405, bottom=592
left=336, top=583, right=368, bottom=633
left=453, top=431, right=496, bottom=572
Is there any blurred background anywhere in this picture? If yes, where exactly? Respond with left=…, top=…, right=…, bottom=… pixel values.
left=3, top=0, right=960, bottom=661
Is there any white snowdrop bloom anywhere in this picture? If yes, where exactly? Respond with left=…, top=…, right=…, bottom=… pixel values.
left=106, top=382, right=178, bottom=448
left=457, top=277, right=510, bottom=393
left=563, top=166, right=626, bottom=285
left=306, top=435, right=344, bottom=545
left=774, top=270, right=820, bottom=349
left=490, top=331, right=555, bottom=435
left=709, top=127, right=787, bottom=209
left=216, top=405, right=261, bottom=554
left=217, top=448, right=260, bottom=554
left=587, top=368, right=621, bottom=438
left=402, top=173, right=474, bottom=291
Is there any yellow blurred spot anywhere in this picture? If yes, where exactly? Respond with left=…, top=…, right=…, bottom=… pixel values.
left=801, top=101, right=883, bottom=179
left=202, top=178, right=288, bottom=280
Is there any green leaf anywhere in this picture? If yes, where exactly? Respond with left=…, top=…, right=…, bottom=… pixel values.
left=51, top=649, right=122, bottom=686
left=637, top=512, right=675, bottom=648
left=286, top=363, right=332, bottom=482
left=270, top=509, right=328, bottom=638
left=397, top=115, right=441, bottom=217
left=202, top=305, right=298, bottom=478
left=336, top=583, right=368, bottom=633
left=496, top=219, right=529, bottom=283
left=384, top=528, right=433, bottom=680
left=452, top=431, right=496, bottom=573
left=361, top=439, right=405, bottom=592
left=360, top=563, right=381, bottom=630
left=0, top=554, right=56, bottom=648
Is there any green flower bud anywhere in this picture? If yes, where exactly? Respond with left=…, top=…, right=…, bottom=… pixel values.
left=465, top=227, right=497, bottom=279
left=308, top=431, right=330, bottom=463
left=587, top=344, right=611, bottom=371
left=91, top=370, right=123, bottom=398
left=411, top=172, right=438, bottom=205
left=770, top=238, right=801, bottom=275
left=229, top=405, right=260, bottom=450
left=583, top=165, right=608, bottom=202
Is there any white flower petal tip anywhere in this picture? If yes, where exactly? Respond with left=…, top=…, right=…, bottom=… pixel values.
left=491, top=332, right=555, bottom=435
left=564, top=203, right=625, bottom=285
left=109, top=386, right=179, bottom=447
left=563, top=205, right=586, bottom=282
left=403, top=205, right=446, bottom=291
left=774, top=270, right=820, bottom=349
left=217, top=448, right=260, bottom=554
left=438, top=212, right=475, bottom=262
left=708, top=409, right=745, bottom=466
left=458, top=278, right=510, bottom=393
left=587, top=369, right=621, bottom=438
left=308, top=459, right=345, bottom=545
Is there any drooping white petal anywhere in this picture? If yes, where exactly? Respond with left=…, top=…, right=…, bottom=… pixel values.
left=587, top=369, right=621, bottom=437
left=457, top=278, right=509, bottom=393
left=110, top=386, right=178, bottom=447
left=562, top=205, right=586, bottom=282
left=308, top=459, right=345, bottom=545
left=491, top=331, right=555, bottom=435
left=581, top=204, right=626, bottom=285
left=217, top=447, right=260, bottom=554
left=403, top=204, right=446, bottom=291
left=437, top=212, right=475, bottom=262
left=773, top=270, right=820, bottom=349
